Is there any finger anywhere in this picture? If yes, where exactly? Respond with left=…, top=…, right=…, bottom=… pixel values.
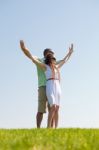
left=71, top=44, right=73, bottom=50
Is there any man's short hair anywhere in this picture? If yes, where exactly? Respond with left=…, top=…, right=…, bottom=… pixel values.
left=43, top=48, right=54, bottom=56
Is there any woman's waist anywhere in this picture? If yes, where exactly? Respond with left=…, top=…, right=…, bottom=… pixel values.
left=46, top=78, right=59, bottom=81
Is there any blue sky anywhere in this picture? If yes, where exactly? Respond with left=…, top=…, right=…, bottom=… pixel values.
left=0, top=0, right=99, bottom=128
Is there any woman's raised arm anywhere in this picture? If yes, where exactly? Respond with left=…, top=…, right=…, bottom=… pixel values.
left=57, top=44, right=73, bottom=68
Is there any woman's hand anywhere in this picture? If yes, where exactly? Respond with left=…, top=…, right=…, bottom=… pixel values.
left=69, top=44, right=73, bottom=54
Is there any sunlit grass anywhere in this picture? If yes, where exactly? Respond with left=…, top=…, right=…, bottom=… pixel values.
left=0, top=128, right=99, bottom=150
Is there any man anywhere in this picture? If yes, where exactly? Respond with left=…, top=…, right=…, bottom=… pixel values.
left=20, top=40, right=73, bottom=128
left=20, top=40, right=55, bottom=128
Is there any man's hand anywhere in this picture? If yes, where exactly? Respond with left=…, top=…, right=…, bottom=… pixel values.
left=20, top=40, right=25, bottom=50
left=20, top=40, right=32, bottom=59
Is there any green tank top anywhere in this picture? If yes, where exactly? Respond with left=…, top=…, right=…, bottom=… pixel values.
left=36, top=58, right=46, bottom=87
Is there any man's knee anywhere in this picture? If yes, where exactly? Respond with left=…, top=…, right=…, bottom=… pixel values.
left=36, top=112, right=43, bottom=118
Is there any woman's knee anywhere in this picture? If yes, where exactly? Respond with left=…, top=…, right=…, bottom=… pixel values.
left=50, top=104, right=56, bottom=111
left=56, top=105, right=59, bottom=112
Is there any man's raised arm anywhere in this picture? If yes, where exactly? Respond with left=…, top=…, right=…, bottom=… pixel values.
left=20, top=40, right=33, bottom=60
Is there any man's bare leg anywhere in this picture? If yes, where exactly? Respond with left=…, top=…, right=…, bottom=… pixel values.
left=36, top=112, right=43, bottom=128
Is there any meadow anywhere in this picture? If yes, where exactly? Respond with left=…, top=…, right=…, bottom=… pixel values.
left=0, top=128, right=99, bottom=150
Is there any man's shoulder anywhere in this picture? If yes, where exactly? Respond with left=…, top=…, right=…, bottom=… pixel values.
left=38, top=57, right=45, bottom=62
left=32, top=55, right=38, bottom=59
left=31, top=56, right=44, bottom=62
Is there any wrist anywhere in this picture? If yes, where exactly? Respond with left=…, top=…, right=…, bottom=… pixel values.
left=62, top=59, right=66, bottom=63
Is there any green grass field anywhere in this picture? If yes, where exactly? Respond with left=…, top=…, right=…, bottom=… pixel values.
left=0, top=128, right=99, bottom=150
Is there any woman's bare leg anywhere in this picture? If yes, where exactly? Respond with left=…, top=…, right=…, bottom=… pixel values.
left=47, top=105, right=56, bottom=128
left=48, top=104, right=54, bottom=128
left=54, top=106, right=59, bottom=128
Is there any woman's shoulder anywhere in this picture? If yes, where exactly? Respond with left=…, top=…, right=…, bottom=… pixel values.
left=45, top=64, right=49, bottom=68
left=45, top=64, right=51, bottom=71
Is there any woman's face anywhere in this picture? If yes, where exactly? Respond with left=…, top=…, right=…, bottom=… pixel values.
left=51, top=59, right=56, bottom=66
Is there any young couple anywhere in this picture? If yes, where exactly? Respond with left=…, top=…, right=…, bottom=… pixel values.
left=20, top=40, right=73, bottom=128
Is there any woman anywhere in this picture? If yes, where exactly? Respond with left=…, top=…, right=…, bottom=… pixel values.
left=44, top=54, right=61, bottom=128
left=30, top=46, right=73, bottom=128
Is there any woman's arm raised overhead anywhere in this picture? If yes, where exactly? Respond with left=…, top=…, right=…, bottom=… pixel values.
left=57, top=44, right=73, bottom=68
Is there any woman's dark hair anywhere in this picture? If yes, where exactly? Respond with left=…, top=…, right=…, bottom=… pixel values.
left=43, top=48, right=54, bottom=57
left=45, top=54, right=56, bottom=65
